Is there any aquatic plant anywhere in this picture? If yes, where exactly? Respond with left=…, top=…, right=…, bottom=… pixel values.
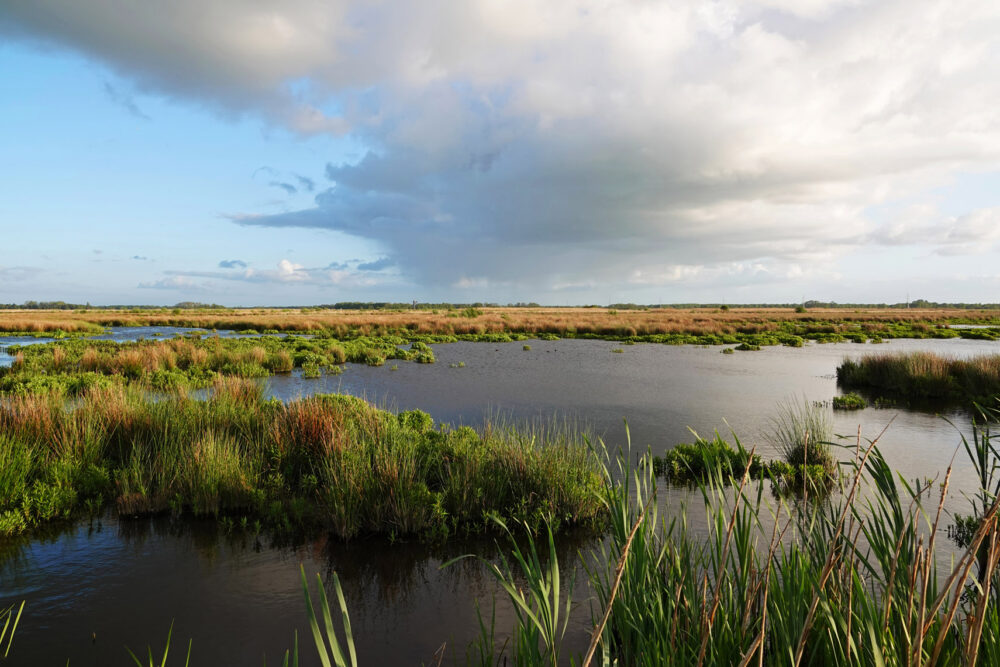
left=832, top=392, right=866, bottom=410
left=651, top=434, right=760, bottom=482
left=1, top=600, right=24, bottom=659
left=838, top=352, right=1000, bottom=405
left=0, top=387, right=604, bottom=538
left=768, top=398, right=835, bottom=476
left=10, top=412, right=1000, bottom=665
left=301, top=566, right=357, bottom=667
left=479, top=421, right=1000, bottom=665
left=125, top=621, right=191, bottom=667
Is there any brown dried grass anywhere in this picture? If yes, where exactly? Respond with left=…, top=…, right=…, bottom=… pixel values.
left=1, top=306, right=996, bottom=337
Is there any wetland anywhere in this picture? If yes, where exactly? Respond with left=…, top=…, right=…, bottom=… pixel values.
left=2, top=311, right=1000, bottom=664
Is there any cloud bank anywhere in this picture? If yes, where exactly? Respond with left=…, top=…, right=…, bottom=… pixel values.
left=5, top=0, right=1000, bottom=295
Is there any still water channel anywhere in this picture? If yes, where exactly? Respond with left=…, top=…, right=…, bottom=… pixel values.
left=2, top=332, right=999, bottom=664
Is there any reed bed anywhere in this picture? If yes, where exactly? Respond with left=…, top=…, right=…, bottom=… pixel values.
left=0, top=382, right=603, bottom=538
left=470, top=417, right=1000, bottom=666
left=2, top=307, right=998, bottom=341
left=838, top=351, right=1000, bottom=404
left=5, top=415, right=1000, bottom=664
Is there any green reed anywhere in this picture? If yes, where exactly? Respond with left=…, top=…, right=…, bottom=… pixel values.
left=0, top=382, right=603, bottom=539
left=838, top=351, right=1000, bottom=405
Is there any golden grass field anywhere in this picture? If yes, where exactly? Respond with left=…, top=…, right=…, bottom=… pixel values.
left=1, top=306, right=998, bottom=337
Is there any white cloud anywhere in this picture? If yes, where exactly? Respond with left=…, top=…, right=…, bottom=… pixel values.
left=144, top=259, right=391, bottom=290
left=871, top=205, right=1000, bottom=255
left=137, top=275, right=205, bottom=291
left=5, top=0, right=1000, bottom=294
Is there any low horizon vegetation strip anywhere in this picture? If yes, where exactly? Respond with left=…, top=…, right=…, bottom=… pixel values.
left=2, top=307, right=1000, bottom=345
left=0, top=380, right=603, bottom=539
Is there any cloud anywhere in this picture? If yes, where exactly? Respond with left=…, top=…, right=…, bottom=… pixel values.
left=218, top=259, right=248, bottom=269
left=138, top=275, right=206, bottom=291
left=0, top=266, right=43, bottom=281
left=357, top=257, right=394, bottom=271
left=103, top=81, right=150, bottom=120
left=162, top=259, right=386, bottom=288
left=870, top=206, right=1000, bottom=255
left=6, top=0, right=1000, bottom=292
left=269, top=181, right=297, bottom=195
left=294, top=174, right=316, bottom=192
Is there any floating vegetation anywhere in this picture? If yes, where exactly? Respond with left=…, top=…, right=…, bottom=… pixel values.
left=832, top=392, right=866, bottom=410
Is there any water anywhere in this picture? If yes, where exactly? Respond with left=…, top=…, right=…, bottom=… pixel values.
left=3, top=333, right=1000, bottom=664
left=269, top=337, right=995, bottom=488
left=0, top=516, right=598, bottom=666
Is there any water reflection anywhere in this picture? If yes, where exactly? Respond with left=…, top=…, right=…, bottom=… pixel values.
left=1, top=512, right=598, bottom=666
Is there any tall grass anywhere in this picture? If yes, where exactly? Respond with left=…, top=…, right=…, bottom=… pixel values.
left=6, top=415, right=1000, bottom=664
left=467, top=417, right=1000, bottom=665
left=448, top=518, right=573, bottom=667
left=838, top=351, right=1000, bottom=404
left=768, top=398, right=835, bottom=477
left=0, top=384, right=604, bottom=538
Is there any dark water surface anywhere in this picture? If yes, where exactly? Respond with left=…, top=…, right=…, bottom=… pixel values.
left=3, top=333, right=1000, bottom=664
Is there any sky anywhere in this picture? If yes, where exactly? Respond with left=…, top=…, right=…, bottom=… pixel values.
left=1, top=0, right=999, bottom=306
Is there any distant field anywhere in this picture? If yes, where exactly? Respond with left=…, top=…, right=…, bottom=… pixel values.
left=1, top=306, right=999, bottom=337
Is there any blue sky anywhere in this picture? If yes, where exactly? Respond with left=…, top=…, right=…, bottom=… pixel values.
left=1, top=1, right=999, bottom=306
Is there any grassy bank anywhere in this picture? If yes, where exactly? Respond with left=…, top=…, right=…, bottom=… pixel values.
left=0, top=381, right=603, bottom=539
left=838, top=352, right=1000, bottom=405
